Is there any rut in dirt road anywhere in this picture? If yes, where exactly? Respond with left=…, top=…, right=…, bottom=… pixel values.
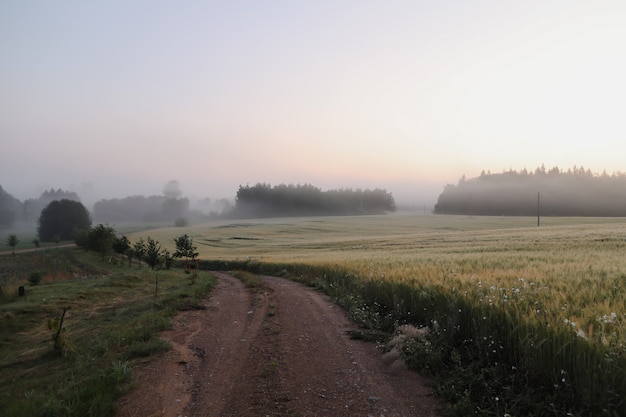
left=186, top=272, right=269, bottom=416
left=186, top=273, right=440, bottom=417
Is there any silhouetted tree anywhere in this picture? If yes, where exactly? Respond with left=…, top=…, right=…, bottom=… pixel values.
left=82, top=224, right=117, bottom=259
left=143, top=237, right=165, bottom=302
left=93, top=194, right=189, bottom=223
left=173, top=234, right=198, bottom=283
left=162, top=249, right=174, bottom=270
left=144, top=237, right=163, bottom=270
left=112, top=235, right=131, bottom=263
left=38, top=199, right=91, bottom=242
left=434, top=166, right=626, bottom=216
left=233, top=183, right=396, bottom=218
left=163, top=180, right=182, bottom=198
left=6, top=234, right=18, bottom=256
left=23, top=189, right=81, bottom=224
left=0, top=185, right=21, bottom=227
left=132, top=238, right=146, bottom=267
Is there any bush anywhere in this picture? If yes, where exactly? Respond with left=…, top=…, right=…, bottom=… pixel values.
left=38, top=199, right=91, bottom=242
left=28, top=272, right=42, bottom=285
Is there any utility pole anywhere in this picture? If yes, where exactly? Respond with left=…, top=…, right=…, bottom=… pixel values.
left=537, top=191, right=540, bottom=227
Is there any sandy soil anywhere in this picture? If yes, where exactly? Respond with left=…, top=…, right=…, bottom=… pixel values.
left=116, top=272, right=441, bottom=417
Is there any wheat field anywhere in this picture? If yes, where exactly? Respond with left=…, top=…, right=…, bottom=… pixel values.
left=131, top=214, right=626, bottom=344
left=128, top=214, right=626, bottom=415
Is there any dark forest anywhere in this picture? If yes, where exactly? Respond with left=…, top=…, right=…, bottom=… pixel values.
left=232, top=183, right=396, bottom=218
left=434, top=166, right=626, bottom=216
left=0, top=183, right=396, bottom=228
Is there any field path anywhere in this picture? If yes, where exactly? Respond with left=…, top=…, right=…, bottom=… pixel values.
left=0, top=243, right=76, bottom=256
left=117, top=273, right=441, bottom=417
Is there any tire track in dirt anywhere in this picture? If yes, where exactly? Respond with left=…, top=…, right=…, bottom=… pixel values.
left=187, top=274, right=440, bottom=417
left=117, top=272, right=441, bottom=417
left=186, top=272, right=269, bottom=416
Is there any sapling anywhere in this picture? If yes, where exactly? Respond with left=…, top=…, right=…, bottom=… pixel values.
left=144, top=237, right=164, bottom=303
left=48, top=308, right=72, bottom=354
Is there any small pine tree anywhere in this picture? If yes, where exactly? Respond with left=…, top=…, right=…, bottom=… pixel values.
left=173, top=234, right=199, bottom=283
left=6, top=234, right=18, bottom=256
left=132, top=238, right=146, bottom=267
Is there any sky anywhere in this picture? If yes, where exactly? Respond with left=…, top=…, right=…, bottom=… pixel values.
left=2, top=0, right=625, bottom=208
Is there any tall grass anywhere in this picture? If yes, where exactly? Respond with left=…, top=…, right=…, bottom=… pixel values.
left=251, top=260, right=626, bottom=416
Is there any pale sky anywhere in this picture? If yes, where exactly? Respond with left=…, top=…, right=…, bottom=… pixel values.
left=2, top=0, right=625, bottom=207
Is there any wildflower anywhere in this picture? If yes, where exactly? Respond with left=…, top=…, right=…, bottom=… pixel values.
left=599, top=312, right=618, bottom=324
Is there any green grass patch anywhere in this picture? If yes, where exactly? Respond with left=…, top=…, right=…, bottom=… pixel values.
left=0, top=248, right=216, bottom=417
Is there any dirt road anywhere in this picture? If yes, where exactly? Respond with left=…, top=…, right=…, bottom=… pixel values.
left=116, top=273, right=441, bottom=417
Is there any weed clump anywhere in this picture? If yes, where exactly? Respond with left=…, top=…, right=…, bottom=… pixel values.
left=28, top=271, right=43, bottom=285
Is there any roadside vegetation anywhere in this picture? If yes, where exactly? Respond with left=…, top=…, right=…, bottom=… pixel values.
left=0, top=233, right=215, bottom=417
left=141, top=215, right=626, bottom=417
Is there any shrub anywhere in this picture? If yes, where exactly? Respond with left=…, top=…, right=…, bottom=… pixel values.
left=38, top=199, right=91, bottom=242
left=28, top=272, right=42, bottom=285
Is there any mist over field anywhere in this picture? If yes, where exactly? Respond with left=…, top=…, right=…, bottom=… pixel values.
left=4, top=164, right=626, bottom=232
left=2, top=2, right=625, bottom=220
left=0, top=180, right=402, bottom=229
left=1, top=177, right=442, bottom=214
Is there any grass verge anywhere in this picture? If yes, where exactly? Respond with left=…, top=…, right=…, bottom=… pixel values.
left=0, top=248, right=216, bottom=417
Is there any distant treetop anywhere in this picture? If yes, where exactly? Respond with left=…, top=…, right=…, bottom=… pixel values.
left=435, top=166, right=626, bottom=216
left=232, top=183, right=396, bottom=218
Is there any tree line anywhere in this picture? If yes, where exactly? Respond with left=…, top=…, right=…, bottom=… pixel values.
left=0, top=187, right=80, bottom=228
left=434, top=165, right=626, bottom=216
left=75, top=224, right=201, bottom=297
left=231, top=183, right=397, bottom=218
left=92, top=195, right=189, bottom=224
left=75, top=224, right=197, bottom=273
left=0, top=181, right=397, bottom=229
left=0, top=185, right=22, bottom=228
left=0, top=183, right=197, bottom=228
